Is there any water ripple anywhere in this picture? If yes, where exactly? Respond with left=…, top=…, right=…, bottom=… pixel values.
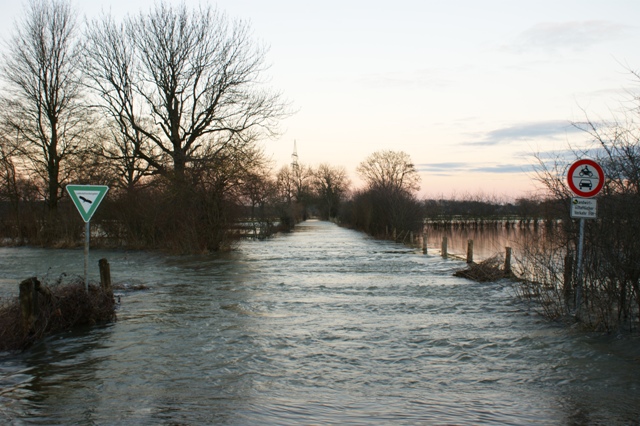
left=0, top=220, right=639, bottom=424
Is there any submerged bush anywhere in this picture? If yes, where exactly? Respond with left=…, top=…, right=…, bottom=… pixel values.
left=454, top=255, right=516, bottom=282
left=0, top=278, right=116, bottom=352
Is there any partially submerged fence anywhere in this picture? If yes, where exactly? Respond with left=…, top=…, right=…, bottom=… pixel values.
left=424, top=215, right=562, bottom=229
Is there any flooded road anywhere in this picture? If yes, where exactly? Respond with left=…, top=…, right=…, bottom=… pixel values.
left=1, top=220, right=639, bottom=424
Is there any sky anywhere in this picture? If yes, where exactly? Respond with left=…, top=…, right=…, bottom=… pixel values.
left=2, top=0, right=640, bottom=200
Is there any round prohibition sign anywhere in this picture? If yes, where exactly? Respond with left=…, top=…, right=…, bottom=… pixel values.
left=567, top=159, right=604, bottom=198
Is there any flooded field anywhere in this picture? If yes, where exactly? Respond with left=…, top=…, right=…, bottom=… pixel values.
left=0, top=220, right=639, bottom=424
left=424, top=223, right=542, bottom=261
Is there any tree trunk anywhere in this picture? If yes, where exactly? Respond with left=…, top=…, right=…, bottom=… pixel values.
left=47, top=126, right=59, bottom=211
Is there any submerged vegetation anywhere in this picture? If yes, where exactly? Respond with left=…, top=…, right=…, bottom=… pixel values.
left=515, top=135, right=640, bottom=331
left=454, top=255, right=518, bottom=282
left=0, top=277, right=115, bottom=351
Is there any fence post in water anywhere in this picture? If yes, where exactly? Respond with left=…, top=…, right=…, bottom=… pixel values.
left=99, top=258, right=112, bottom=294
left=441, top=236, right=448, bottom=258
left=422, top=232, right=427, bottom=254
left=19, top=277, right=39, bottom=334
left=504, top=247, right=512, bottom=274
left=467, top=239, right=474, bottom=264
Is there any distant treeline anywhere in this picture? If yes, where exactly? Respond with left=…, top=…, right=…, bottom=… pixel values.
left=0, top=0, right=563, bottom=252
left=423, top=197, right=563, bottom=222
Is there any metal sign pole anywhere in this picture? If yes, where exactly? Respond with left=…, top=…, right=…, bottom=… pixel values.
left=566, top=159, right=604, bottom=320
left=84, top=221, right=90, bottom=292
left=575, top=218, right=585, bottom=317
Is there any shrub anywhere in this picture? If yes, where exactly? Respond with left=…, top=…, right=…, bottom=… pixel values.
left=0, top=277, right=115, bottom=352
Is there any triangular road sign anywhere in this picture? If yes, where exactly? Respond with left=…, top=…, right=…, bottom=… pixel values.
left=66, top=185, right=109, bottom=222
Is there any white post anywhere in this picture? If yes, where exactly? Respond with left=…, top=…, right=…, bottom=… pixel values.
left=84, top=221, right=90, bottom=292
left=575, top=218, right=585, bottom=316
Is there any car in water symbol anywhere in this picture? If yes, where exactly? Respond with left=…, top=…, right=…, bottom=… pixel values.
left=579, top=179, right=592, bottom=190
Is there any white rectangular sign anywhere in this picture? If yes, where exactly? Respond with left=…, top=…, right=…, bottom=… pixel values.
left=571, top=197, right=597, bottom=219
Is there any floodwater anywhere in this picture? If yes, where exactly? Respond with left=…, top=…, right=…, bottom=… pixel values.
left=424, top=224, right=543, bottom=262
left=0, top=220, right=639, bottom=425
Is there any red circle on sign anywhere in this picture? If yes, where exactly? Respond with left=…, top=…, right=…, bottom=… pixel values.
left=567, top=159, right=604, bottom=197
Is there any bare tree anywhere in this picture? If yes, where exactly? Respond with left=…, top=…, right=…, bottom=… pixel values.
left=241, top=169, right=276, bottom=221
left=275, top=165, right=296, bottom=206
left=342, top=150, right=422, bottom=238
left=312, top=163, right=350, bottom=219
left=356, top=150, right=421, bottom=195
left=81, top=14, right=159, bottom=191
left=0, top=128, right=22, bottom=210
left=273, top=164, right=310, bottom=228
left=0, top=0, right=86, bottom=210
left=292, top=163, right=314, bottom=204
left=98, top=124, right=155, bottom=191
left=84, top=2, right=287, bottom=181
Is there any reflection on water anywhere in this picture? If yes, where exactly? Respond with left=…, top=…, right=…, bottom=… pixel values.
left=0, top=220, right=639, bottom=424
left=424, top=224, right=555, bottom=261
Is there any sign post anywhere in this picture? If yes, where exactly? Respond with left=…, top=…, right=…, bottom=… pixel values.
left=66, top=185, right=109, bottom=291
left=566, top=159, right=604, bottom=316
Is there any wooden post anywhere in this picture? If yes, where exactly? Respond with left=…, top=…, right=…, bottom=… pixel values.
left=504, top=247, right=512, bottom=274
left=99, top=258, right=112, bottom=294
left=393, top=228, right=397, bottom=241
left=441, top=236, right=448, bottom=258
left=422, top=232, right=427, bottom=254
left=467, top=239, right=474, bottom=264
left=19, top=277, right=39, bottom=334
